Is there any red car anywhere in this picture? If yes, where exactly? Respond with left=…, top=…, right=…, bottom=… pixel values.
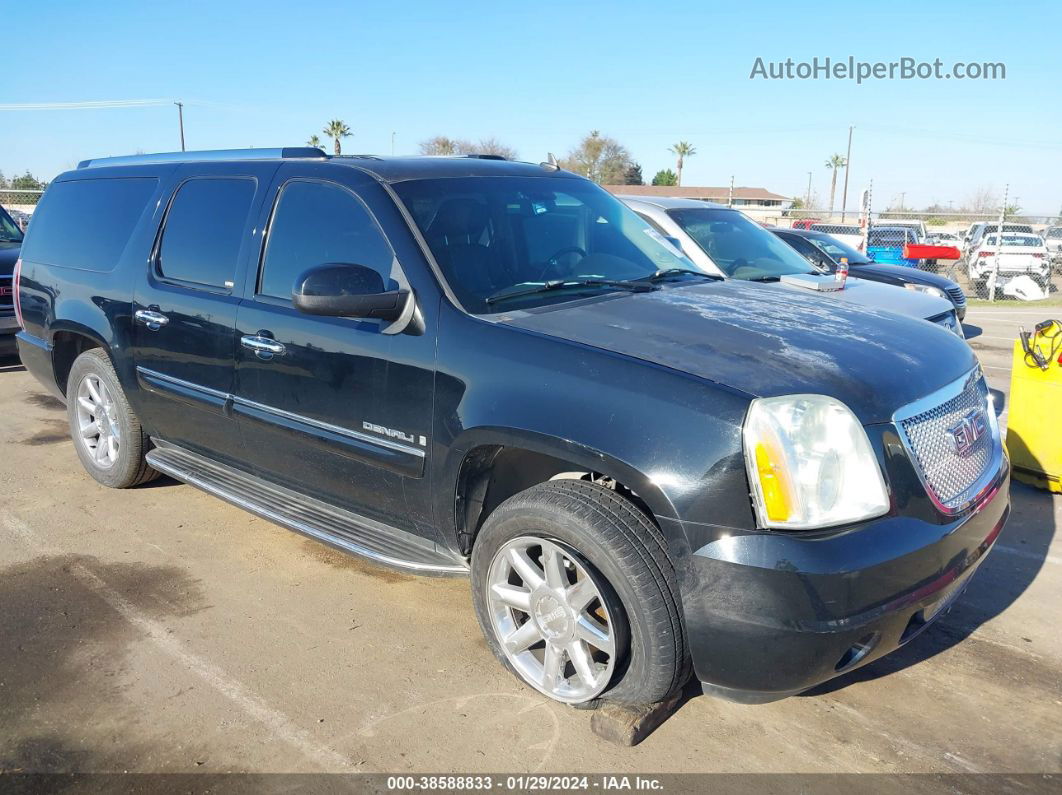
left=790, top=218, right=821, bottom=229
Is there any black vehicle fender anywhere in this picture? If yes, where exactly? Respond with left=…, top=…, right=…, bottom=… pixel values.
left=441, top=425, right=684, bottom=549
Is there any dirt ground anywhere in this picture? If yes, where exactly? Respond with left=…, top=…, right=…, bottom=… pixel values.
left=1, top=305, right=1059, bottom=778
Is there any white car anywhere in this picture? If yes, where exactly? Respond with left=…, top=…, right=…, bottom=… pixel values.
left=620, top=196, right=962, bottom=337
left=967, top=232, right=1051, bottom=293
left=808, top=223, right=863, bottom=250
left=1042, top=226, right=1062, bottom=264
left=964, top=222, right=1034, bottom=262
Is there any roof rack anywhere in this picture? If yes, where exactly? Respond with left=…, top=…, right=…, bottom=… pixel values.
left=464, top=153, right=507, bottom=161
left=77, top=147, right=328, bottom=170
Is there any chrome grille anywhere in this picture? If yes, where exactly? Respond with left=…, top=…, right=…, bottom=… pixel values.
left=897, top=369, right=999, bottom=512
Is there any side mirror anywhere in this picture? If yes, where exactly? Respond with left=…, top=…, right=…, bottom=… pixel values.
left=292, top=263, right=411, bottom=322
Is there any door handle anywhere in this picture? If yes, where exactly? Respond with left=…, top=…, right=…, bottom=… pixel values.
left=134, top=309, right=169, bottom=331
left=241, top=334, right=286, bottom=360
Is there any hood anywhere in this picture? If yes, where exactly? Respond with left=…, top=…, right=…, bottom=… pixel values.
left=0, top=242, right=19, bottom=276
left=853, top=263, right=958, bottom=290
left=771, top=274, right=953, bottom=319
left=500, top=280, right=977, bottom=425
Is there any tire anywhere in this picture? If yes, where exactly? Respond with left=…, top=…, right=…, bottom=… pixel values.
left=66, top=348, right=159, bottom=488
left=471, top=479, right=689, bottom=707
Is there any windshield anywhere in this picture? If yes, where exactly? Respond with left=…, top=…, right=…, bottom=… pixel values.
left=986, top=234, right=1042, bottom=247
left=805, top=234, right=871, bottom=264
left=1047, top=228, right=1062, bottom=239
left=667, top=207, right=814, bottom=280
left=868, top=228, right=912, bottom=246
left=393, top=176, right=696, bottom=313
left=0, top=206, right=23, bottom=243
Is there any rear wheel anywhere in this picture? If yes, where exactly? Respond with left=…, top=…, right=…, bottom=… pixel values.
left=66, top=349, right=159, bottom=488
left=471, top=480, right=689, bottom=707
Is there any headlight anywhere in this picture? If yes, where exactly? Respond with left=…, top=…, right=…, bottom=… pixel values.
left=904, top=283, right=947, bottom=300
left=743, top=395, right=889, bottom=530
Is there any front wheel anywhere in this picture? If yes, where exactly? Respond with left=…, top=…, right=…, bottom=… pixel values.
left=471, top=480, right=689, bottom=707
left=66, top=349, right=159, bottom=488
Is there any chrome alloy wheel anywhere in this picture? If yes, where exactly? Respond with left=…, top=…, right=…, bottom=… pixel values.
left=485, top=536, right=617, bottom=703
left=75, top=374, right=120, bottom=469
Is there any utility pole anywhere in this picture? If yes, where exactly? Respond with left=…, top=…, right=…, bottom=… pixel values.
left=840, top=124, right=853, bottom=221
left=174, top=101, right=186, bottom=151
left=805, top=171, right=812, bottom=210
left=990, top=183, right=1008, bottom=303
left=391, top=131, right=396, bottom=156
left=728, top=175, right=734, bottom=208
left=900, top=192, right=906, bottom=211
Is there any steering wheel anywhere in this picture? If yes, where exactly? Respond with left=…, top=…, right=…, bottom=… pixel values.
left=535, top=246, right=589, bottom=281
left=548, top=246, right=588, bottom=266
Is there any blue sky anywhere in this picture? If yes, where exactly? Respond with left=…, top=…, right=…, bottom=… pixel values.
left=2, top=0, right=1059, bottom=213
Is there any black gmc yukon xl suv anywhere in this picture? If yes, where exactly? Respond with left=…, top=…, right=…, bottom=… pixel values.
left=15, top=148, right=1009, bottom=707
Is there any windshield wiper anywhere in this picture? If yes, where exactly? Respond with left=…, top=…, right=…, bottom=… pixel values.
left=636, top=268, right=723, bottom=284
left=485, top=279, right=656, bottom=305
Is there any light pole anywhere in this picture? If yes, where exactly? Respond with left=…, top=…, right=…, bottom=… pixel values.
left=840, top=125, right=853, bottom=221
left=391, top=131, right=396, bottom=156
left=174, top=101, right=185, bottom=151
left=805, top=171, right=812, bottom=210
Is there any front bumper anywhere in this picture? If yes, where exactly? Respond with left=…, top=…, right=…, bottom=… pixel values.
left=670, top=460, right=1009, bottom=703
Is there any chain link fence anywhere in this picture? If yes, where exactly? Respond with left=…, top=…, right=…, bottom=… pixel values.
left=0, top=189, right=43, bottom=232
left=777, top=208, right=1062, bottom=304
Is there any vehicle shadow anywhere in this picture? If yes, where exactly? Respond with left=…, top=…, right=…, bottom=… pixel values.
left=804, top=446, right=1056, bottom=695
left=0, top=353, right=25, bottom=374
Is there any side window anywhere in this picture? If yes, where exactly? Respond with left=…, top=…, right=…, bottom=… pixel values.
left=158, top=178, right=256, bottom=288
left=258, top=180, right=396, bottom=300
left=19, top=177, right=158, bottom=272
left=782, top=234, right=822, bottom=262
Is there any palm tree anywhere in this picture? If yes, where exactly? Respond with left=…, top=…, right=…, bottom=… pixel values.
left=825, top=153, right=847, bottom=216
left=668, top=141, right=697, bottom=187
left=322, top=120, right=352, bottom=155
left=306, top=134, right=323, bottom=149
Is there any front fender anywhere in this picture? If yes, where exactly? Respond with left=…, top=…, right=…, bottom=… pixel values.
left=432, top=305, right=757, bottom=548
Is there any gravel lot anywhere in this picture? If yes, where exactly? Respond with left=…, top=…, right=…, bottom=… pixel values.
left=1, top=305, right=1059, bottom=778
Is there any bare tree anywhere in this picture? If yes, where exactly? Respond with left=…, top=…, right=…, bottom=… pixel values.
left=962, top=186, right=1000, bottom=215
left=561, top=130, right=633, bottom=184
left=419, top=136, right=471, bottom=155
left=474, top=137, right=518, bottom=160
left=419, top=135, right=517, bottom=159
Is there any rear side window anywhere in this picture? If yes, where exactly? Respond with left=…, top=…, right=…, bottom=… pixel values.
left=257, top=180, right=396, bottom=300
left=19, top=177, right=158, bottom=271
left=158, top=178, right=256, bottom=288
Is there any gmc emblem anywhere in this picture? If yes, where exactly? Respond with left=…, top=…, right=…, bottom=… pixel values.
left=947, top=409, right=988, bottom=456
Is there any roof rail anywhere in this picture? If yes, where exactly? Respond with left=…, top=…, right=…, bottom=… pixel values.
left=77, top=147, right=328, bottom=170
left=464, top=153, right=507, bottom=161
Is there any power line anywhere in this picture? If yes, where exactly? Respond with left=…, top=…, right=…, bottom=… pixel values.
left=0, top=99, right=172, bottom=111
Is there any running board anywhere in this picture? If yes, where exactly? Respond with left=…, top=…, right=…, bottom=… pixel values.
left=145, top=442, right=469, bottom=576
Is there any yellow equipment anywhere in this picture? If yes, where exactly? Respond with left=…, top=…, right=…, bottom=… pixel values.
left=1005, top=321, right=1062, bottom=493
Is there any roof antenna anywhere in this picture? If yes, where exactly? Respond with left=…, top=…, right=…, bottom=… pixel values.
left=541, top=152, right=560, bottom=171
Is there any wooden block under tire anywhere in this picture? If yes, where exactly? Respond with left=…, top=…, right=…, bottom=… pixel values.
left=589, top=691, right=683, bottom=746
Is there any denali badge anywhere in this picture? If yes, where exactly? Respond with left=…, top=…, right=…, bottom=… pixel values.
left=362, top=421, right=425, bottom=446
left=947, top=409, right=988, bottom=456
